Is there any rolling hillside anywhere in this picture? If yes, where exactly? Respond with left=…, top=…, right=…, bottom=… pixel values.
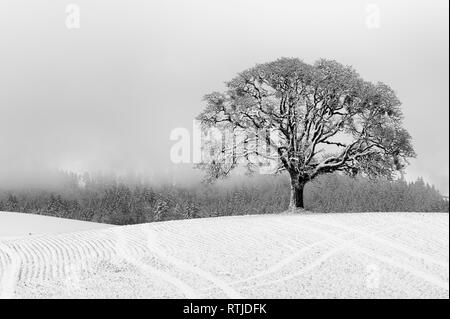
left=0, top=212, right=448, bottom=298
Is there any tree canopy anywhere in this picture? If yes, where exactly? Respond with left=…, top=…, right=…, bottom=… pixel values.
left=197, top=58, right=416, bottom=208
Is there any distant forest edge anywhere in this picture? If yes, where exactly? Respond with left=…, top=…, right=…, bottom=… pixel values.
left=0, top=172, right=448, bottom=225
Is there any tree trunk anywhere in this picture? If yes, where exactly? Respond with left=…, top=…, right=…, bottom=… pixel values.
left=289, top=173, right=305, bottom=210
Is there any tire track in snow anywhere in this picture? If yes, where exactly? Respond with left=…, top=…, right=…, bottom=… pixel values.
left=0, top=242, right=21, bottom=298
left=0, top=213, right=447, bottom=298
left=302, top=216, right=450, bottom=269
left=142, top=226, right=243, bottom=299
left=196, top=221, right=400, bottom=292
left=267, top=217, right=449, bottom=291
left=111, top=229, right=199, bottom=298
left=233, top=224, right=400, bottom=286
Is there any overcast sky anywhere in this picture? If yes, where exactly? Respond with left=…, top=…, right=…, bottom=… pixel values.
left=0, top=0, right=448, bottom=194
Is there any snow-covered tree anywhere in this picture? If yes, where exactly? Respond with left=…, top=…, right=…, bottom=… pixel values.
left=197, top=58, right=416, bottom=210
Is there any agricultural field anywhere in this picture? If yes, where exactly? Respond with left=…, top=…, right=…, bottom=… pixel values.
left=0, top=212, right=448, bottom=298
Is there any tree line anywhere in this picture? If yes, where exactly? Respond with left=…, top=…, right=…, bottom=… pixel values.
left=0, top=172, right=447, bottom=225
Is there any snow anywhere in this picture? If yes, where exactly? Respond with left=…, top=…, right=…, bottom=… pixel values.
left=0, top=212, right=448, bottom=298
left=0, top=211, right=112, bottom=238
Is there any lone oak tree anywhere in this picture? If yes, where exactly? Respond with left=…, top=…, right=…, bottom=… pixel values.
left=197, top=58, right=415, bottom=210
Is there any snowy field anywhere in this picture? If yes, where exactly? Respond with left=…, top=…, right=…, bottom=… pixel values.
left=0, top=211, right=448, bottom=298
left=0, top=212, right=111, bottom=238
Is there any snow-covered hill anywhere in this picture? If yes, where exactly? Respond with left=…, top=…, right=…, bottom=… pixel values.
left=0, top=212, right=448, bottom=298
left=0, top=211, right=111, bottom=238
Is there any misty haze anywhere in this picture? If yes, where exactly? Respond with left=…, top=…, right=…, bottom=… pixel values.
left=0, top=0, right=448, bottom=302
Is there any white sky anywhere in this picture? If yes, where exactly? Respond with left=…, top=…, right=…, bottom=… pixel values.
left=0, top=0, right=448, bottom=194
